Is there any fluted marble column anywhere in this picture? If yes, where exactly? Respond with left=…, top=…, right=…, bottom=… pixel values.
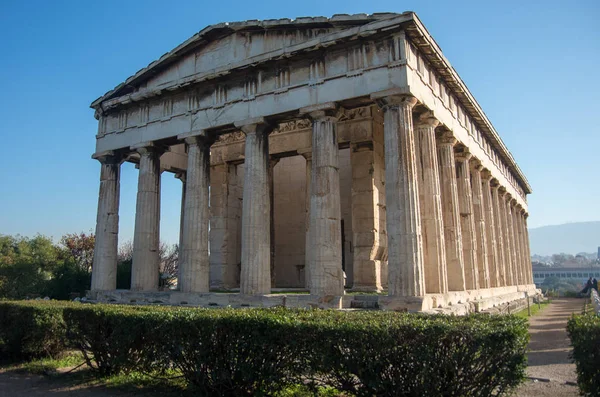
left=301, top=151, right=312, bottom=290
left=437, top=132, right=466, bottom=292
left=491, top=182, right=507, bottom=286
left=91, top=152, right=122, bottom=291
left=414, top=112, right=447, bottom=294
left=131, top=145, right=163, bottom=291
left=307, top=109, right=344, bottom=296
left=509, top=199, right=521, bottom=285
left=523, top=213, right=533, bottom=284
left=237, top=119, right=272, bottom=295
left=506, top=196, right=519, bottom=286
left=499, top=191, right=515, bottom=286
left=179, top=136, right=211, bottom=293
left=268, top=158, right=280, bottom=288
left=470, top=160, right=490, bottom=289
left=456, top=151, right=478, bottom=290
left=481, top=170, right=499, bottom=288
left=375, top=95, right=425, bottom=297
left=175, top=172, right=186, bottom=258
left=516, top=205, right=527, bottom=285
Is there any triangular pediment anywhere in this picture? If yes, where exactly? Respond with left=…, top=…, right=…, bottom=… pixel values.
left=91, top=13, right=400, bottom=107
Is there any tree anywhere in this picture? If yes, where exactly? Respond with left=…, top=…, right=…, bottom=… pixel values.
left=0, top=234, right=58, bottom=299
left=60, top=232, right=95, bottom=272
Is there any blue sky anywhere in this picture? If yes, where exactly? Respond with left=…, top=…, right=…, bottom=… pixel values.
left=0, top=0, right=598, bottom=245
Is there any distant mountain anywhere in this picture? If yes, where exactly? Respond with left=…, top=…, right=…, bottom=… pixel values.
left=528, top=221, right=600, bottom=256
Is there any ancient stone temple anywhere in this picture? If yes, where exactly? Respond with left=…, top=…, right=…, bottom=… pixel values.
left=89, top=12, right=537, bottom=312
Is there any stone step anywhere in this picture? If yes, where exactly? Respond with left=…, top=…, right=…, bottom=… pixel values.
left=350, top=299, right=380, bottom=309
left=351, top=295, right=381, bottom=302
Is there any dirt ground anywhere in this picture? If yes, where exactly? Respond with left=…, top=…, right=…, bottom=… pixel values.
left=0, top=371, right=128, bottom=397
left=0, top=298, right=585, bottom=396
left=515, top=298, right=582, bottom=397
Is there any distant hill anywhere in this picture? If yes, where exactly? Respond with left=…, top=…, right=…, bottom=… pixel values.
left=529, top=221, right=600, bottom=256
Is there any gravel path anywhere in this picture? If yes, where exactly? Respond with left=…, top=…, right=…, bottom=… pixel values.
left=516, top=298, right=583, bottom=396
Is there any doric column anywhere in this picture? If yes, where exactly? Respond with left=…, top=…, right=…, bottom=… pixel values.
left=506, top=196, right=519, bottom=286
left=209, top=162, right=242, bottom=289
left=268, top=158, right=280, bottom=288
left=470, top=160, right=490, bottom=289
left=236, top=118, right=272, bottom=295
left=499, top=190, right=515, bottom=286
left=131, top=144, right=164, bottom=291
left=456, top=151, right=478, bottom=290
left=300, top=151, right=312, bottom=290
left=179, top=136, right=212, bottom=293
left=490, top=181, right=506, bottom=286
left=303, top=106, right=344, bottom=296
left=514, top=204, right=526, bottom=285
left=174, top=172, right=186, bottom=257
left=349, top=139, right=386, bottom=292
left=376, top=95, right=425, bottom=297
left=481, top=170, right=499, bottom=288
left=523, top=212, right=533, bottom=284
left=414, top=112, right=447, bottom=294
left=437, top=132, right=466, bottom=292
left=509, top=199, right=520, bottom=285
left=91, top=152, right=123, bottom=291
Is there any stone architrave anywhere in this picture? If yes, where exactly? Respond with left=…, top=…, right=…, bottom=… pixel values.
left=437, top=132, right=466, bottom=292
left=91, top=152, right=123, bottom=291
left=455, top=151, right=479, bottom=290
left=376, top=95, right=425, bottom=297
left=491, top=183, right=507, bottom=286
left=131, top=144, right=164, bottom=291
left=481, top=170, right=499, bottom=288
left=414, top=112, right=447, bottom=294
left=237, top=118, right=272, bottom=295
left=304, top=105, right=344, bottom=296
left=470, top=160, right=490, bottom=289
left=179, top=136, right=212, bottom=293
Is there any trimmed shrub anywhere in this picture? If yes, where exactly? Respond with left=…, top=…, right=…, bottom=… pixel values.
left=567, top=313, right=600, bottom=396
left=292, top=311, right=529, bottom=397
left=0, top=300, right=74, bottom=359
left=3, top=302, right=530, bottom=396
left=63, top=305, right=163, bottom=375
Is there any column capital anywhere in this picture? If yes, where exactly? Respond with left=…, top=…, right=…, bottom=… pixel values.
left=454, top=150, right=472, bottom=163
left=436, top=131, right=457, bottom=147
left=234, top=117, right=274, bottom=135
left=92, top=150, right=125, bottom=165
left=480, top=168, right=493, bottom=181
left=131, top=142, right=168, bottom=156
left=469, top=158, right=483, bottom=172
left=415, top=111, right=439, bottom=128
left=371, top=93, right=418, bottom=111
left=184, top=134, right=215, bottom=147
left=299, top=102, right=342, bottom=121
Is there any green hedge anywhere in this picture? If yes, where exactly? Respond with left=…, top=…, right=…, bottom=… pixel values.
left=567, top=313, right=600, bottom=396
left=0, top=300, right=76, bottom=359
left=1, top=301, right=530, bottom=396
